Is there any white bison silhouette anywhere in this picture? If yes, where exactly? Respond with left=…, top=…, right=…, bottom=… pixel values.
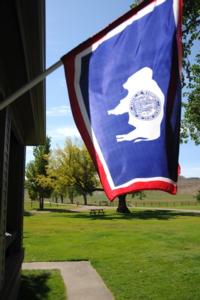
left=107, top=67, right=164, bottom=142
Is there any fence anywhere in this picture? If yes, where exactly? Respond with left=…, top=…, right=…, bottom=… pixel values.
left=132, top=201, right=199, bottom=207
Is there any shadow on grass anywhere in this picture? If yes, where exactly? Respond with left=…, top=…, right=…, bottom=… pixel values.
left=24, top=208, right=75, bottom=216
left=18, top=271, right=51, bottom=300
left=24, top=207, right=200, bottom=221
left=66, top=209, right=200, bottom=221
left=24, top=211, right=34, bottom=217
left=37, top=208, right=74, bottom=213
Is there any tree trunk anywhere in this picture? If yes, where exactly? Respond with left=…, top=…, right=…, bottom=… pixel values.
left=117, top=194, right=130, bottom=213
left=70, top=195, right=74, bottom=204
left=83, top=193, right=87, bottom=205
left=39, top=196, right=44, bottom=210
left=60, top=195, right=64, bottom=203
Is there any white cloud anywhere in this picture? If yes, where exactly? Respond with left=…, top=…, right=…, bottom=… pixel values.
left=46, top=105, right=71, bottom=117
left=48, top=126, right=81, bottom=140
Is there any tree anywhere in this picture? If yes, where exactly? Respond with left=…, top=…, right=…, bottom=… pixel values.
left=196, top=190, right=200, bottom=201
left=46, top=150, right=68, bottom=203
left=132, top=191, right=146, bottom=200
left=25, top=137, right=52, bottom=210
left=116, top=191, right=146, bottom=214
left=182, top=1, right=200, bottom=85
left=51, top=138, right=99, bottom=205
left=182, top=54, right=200, bottom=144
left=75, top=145, right=99, bottom=204
left=181, top=1, right=200, bottom=143
left=25, top=162, right=38, bottom=201
left=117, top=194, right=131, bottom=213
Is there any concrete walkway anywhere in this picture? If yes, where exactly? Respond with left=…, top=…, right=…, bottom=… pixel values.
left=22, top=261, right=115, bottom=300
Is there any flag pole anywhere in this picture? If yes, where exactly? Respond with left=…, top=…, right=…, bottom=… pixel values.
left=0, top=60, right=63, bottom=111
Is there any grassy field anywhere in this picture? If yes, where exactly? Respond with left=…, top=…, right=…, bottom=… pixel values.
left=18, top=270, right=66, bottom=300
left=23, top=205, right=200, bottom=300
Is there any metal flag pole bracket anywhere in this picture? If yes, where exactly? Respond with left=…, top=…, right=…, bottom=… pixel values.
left=0, top=60, right=63, bottom=111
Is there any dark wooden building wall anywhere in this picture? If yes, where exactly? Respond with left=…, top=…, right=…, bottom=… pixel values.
left=0, top=108, right=25, bottom=300
left=0, top=1, right=45, bottom=299
left=0, top=108, right=11, bottom=293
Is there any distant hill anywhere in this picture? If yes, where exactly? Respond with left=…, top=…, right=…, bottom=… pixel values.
left=177, top=176, right=200, bottom=194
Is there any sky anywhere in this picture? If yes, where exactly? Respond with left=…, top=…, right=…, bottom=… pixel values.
left=26, top=0, right=200, bottom=178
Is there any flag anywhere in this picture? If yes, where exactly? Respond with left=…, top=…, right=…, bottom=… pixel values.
left=61, top=0, right=183, bottom=201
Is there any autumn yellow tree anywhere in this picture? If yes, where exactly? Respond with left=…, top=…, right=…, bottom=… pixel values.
left=47, top=138, right=99, bottom=205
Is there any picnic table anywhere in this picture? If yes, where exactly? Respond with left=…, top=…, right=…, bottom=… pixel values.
left=90, top=208, right=104, bottom=216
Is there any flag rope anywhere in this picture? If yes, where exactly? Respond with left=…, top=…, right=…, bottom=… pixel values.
left=0, top=60, right=63, bottom=111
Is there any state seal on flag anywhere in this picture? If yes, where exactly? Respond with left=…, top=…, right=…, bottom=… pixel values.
left=130, top=90, right=161, bottom=121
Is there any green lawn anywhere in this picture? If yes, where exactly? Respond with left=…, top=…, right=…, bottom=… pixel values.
left=23, top=207, right=200, bottom=300
left=18, top=270, right=66, bottom=300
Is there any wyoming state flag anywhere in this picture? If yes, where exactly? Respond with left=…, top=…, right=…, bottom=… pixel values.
left=62, top=0, right=183, bottom=201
